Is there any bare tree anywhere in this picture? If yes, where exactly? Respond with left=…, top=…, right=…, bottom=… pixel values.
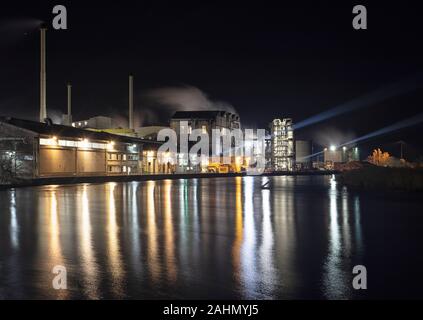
left=0, top=138, right=27, bottom=184
left=0, top=154, right=16, bottom=184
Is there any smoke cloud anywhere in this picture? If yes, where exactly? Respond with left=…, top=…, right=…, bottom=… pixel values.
left=312, top=127, right=356, bottom=148
left=133, top=86, right=236, bottom=127
left=0, top=18, right=43, bottom=47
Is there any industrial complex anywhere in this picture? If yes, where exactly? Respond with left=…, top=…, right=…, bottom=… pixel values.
left=0, top=25, right=360, bottom=183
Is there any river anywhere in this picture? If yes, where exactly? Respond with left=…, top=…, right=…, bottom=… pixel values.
left=0, top=175, right=422, bottom=299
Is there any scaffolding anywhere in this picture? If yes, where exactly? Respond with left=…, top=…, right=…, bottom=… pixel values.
left=271, top=118, right=294, bottom=171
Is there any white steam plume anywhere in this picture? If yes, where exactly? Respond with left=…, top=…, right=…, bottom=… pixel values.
left=133, top=85, right=237, bottom=127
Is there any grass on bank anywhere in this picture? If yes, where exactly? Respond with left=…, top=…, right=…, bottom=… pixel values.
left=339, top=165, right=423, bottom=191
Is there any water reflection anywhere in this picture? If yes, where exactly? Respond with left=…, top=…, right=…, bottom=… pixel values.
left=163, top=180, right=177, bottom=282
left=273, top=176, right=297, bottom=294
left=342, top=187, right=352, bottom=255
left=46, top=186, right=68, bottom=299
left=323, top=175, right=363, bottom=299
left=130, top=182, right=141, bottom=280
left=9, top=190, right=18, bottom=249
left=179, top=180, right=188, bottom=268
left=232, top=177, right=243, bottom=291
left=146, top=180, right=160, bottom=283
left=49, top=188, right=62, bottom=261
left=5, top=189, right=21, bottom=298
left=78, top=185, right=99, bottom=299
left=354, top=197, right=363, bottom=254
left=0, top=176, right=378, bottom=299
left=259, top=177, right=275, bottom=297
left=241, top=177, right=257, bottom=297
left=106, top=183, right=125, bottom=297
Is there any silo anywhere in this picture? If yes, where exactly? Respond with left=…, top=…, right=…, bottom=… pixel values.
left=295, top=140, right=312, bottom=169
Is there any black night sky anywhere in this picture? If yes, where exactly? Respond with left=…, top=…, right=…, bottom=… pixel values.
left=1, top=1, right=423, bottom=159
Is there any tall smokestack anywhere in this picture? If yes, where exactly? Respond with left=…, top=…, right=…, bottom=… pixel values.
left=39, top=25, right=47, bottom=122
left=67, top=83, right=72, bottom=125
left=129, top=74, right=134, bottom=130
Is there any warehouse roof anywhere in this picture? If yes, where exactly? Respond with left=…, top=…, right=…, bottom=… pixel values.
left=0, top=117, right=161, bottom=146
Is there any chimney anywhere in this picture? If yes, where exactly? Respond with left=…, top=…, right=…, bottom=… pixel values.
left=67, top=83, right=72, bottom=125
left=39, top=25, right=47, bottom=122
left=129, top=74, right=134, bottom=130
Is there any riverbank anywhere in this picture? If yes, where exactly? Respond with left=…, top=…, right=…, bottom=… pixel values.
left=339, top=166, right=423, bottom=191
left=0, top=170, right=338, bottom=190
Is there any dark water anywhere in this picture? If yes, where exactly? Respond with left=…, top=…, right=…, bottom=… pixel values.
left=0, top=176, right=422, bottom=299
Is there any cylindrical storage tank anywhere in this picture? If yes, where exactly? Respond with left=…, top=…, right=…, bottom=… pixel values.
left=295, top=140, right=312, bottom=164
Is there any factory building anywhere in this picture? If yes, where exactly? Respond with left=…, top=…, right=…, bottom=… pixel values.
left=324, top=147, right=343, bottom=164
left=170, top=110, right=241, bottom=135
left=0, top=117, right=163, bottom=179
left=72, top=116, right=116, bottom=130
left=62, top=83, right=73, bottom=126
left=70, top=75, right=142, bottom=140
left=264, top=134, right=273, bottom=171
left=270, top=118, right=294, bottom=171
left=136, top=126, right=169, bottom=140
left=295, top=140, right=313, bottom=170
left=323, top=145, right=360, bottom=169
left=170, top=110, right=241, bottom=173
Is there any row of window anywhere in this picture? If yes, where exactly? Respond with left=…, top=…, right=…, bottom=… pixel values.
left=180, top=124, right=244, bottom=134
left=107, top=165, right=137, bottom=173
left=107, top=153, right=138, bottom=161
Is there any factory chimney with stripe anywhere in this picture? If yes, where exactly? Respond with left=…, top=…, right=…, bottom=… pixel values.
left=67, top=83, right=72, bottom=125
left=129, top=74, right=134, bottom=130
left=39, top=24, right=47, bottom=122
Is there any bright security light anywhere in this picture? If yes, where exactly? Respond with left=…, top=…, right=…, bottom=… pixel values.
left=330, top=145, right=336, bottom=151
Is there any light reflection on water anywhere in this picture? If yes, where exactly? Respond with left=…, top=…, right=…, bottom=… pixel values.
left=323, top=175, right=348, bottom=299
left=9, top=190, right=18, bottom=250
left=45, top=187, right=68, bottom=299
left=259, top=177, right=276, bottom=297
left=240, top=177, right=257, bottom=297
left=163, top=180, right=177, bottom=283
left=78, top=185, right=99, bottom=299
left=146, top=180, right=160, bottom=284
left=0, top=176, right=422, bottom=299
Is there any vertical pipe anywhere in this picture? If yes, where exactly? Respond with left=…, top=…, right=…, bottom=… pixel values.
left=400, top=141, right=404, bottom=159
left=67, top=83, right=72, bottom=125
left=39, top=26, right=47, bottom=122
left=129, top=74, right=134, bottom=130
